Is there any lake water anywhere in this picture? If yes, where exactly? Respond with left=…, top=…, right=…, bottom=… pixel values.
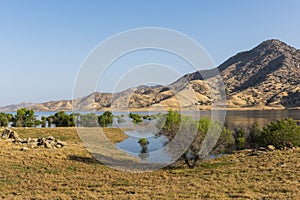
left=114, top=109, right=300, bottom=163
left=5, top=110, right=300, bottom=163
left=7, top=109, right=297, bottom=128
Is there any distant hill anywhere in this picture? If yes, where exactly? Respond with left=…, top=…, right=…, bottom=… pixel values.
left=1, top=39, right=299, bottom=112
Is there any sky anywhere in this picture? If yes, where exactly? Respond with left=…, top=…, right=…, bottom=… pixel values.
left=0, top=0, right=300, bottom=106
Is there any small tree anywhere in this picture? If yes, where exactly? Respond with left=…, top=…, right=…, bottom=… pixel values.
left=98, top=111, right=113, bottom=127
left=12, top=108, right=36, bottom=127
left=77, top=113, right=99, bottom=127
left=47, top=111, right=75, bottom=127
left=158, top=111, right=235, bottom=168
left=41, top=116, right=47, bottom=127
left=0, top=112, right=9, bottom=127
left=247, top=122, right=261, bottom=148
left=129, top=113, right=143, bottom=123
left=138, top=138, right=149, bottom=146
left=235, top=128, right=246, bottom=150
left=138, top=138, right=149, bottom=161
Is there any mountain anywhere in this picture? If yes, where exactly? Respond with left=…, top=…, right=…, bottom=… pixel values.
left=183, top=39, right=300, bottom=109
left=0, top=102, right=35, bottom=112
left=1, top=39, right=299, bottom=111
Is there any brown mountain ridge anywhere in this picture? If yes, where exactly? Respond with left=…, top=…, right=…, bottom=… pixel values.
left=1, top=39, right=299, bottom=111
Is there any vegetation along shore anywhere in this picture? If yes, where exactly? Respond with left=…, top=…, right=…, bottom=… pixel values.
left=0, top=108, right=299, bottom=198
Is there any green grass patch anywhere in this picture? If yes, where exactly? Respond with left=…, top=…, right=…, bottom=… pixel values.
left=198, top=162, right=232, bottom=169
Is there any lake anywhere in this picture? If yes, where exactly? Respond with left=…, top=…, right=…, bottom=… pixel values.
left=6, top=110, right=300, bottom=163
left=114, top=109, right=300, bottom=163
left=14, top=109, right=298, bottom=128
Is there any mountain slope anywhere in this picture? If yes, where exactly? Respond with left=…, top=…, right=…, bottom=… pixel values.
left=1, top=39, right=299, bottom=111
left=177, top=39, right=300, bottom=109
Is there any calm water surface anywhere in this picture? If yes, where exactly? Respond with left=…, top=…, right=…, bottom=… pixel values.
left=6, top=110, right=299, bottom=163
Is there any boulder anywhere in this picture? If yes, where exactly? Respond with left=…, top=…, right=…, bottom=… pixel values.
left=21, top=147, right=30, bottom=151
left=27, top=141, right=38, bottom=148
left=50, top=141, right=57, bottom=148
left=267, top=145, right=276, bottom=151
left=1, top=131, right=67, bottom=149
left=258, top=147, right=267, bottom=151
left=2, top=129, right=9, bottom=139
left=46, top=136, right=55, bottom=141
left=9, top=131, right=20, bottom=140
left=56, top=139, right=67, bottom=147
left=14, top=138, right=23, bottom=143
left=37, top=138, right=47, bottom=146
left=44, top=141, right=52, bottom=148
left=29, top=138, right=38, bottom=143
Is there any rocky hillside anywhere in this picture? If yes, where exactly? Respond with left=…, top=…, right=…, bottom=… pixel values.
left=1, top=39, right=299, bottom=111
left=184, top=39, right=300, bottom=109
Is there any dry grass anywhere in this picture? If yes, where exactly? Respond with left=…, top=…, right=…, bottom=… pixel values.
left=0, top=128, right=300, bottom=199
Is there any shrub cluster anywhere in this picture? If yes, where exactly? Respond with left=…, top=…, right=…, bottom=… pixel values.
left=129, top=113, right=143, bottom=123
left=159, top=110, right=300, bottom=168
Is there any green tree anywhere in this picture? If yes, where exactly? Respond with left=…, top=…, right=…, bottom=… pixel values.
left=235, top=128, right=246, bottom=150
left=138, top=138, right=149, bottom=161
left=129, top=113, right=143, bottom=123
left=41, top=116, right=47, bottom=127
left=258, top=118, right=300, bottom=149
left=98, top=111, right=113, bottom=127
left=12, top=108, right=36, bottom=127
left=247, top=122, right=261, bottom=148
left=158, top=111, right=235, bottom=168
left=159, top=110, right=181, bottom=136
left=47, top=111, right=75, bottom=127
left=77, top=113, right=99, bottom=127
left=138, top=138, right=149, bottom=146
left=0, top=112, right=9, bottom=127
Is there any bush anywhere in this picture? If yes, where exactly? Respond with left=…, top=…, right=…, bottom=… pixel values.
left=76, top=113, right=99, bottom=127
left=117, top=116, right=125, bottom=123
left=138, top=138, right=149, bottom=146
left=247, top=122, right=261, bottom=148
left=129, top=113, right=143, bottom=123
left=98, top=111, right=113, bottom=127
left=235, top=128, right=246, bottom=150
left=258, top=118, right=300, bottom=149
left=47, top=111, right=75, bottom=127
left=158, top=111, right=235, bottom=168
left=0, top=112, right=10, bottom=127
left=12, top=108, right=36, bottom=127
left=214, top=127, right=235, bottom=154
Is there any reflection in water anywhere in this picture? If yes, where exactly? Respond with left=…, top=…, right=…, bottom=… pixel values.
left=139, top=147, right=149, bottom=161
left=116, top=110, right=300, bottom=163
left=116, top=131, right=169, bottom=163
left=139, top=151, right=149, bottom=161
left=138, top=138, right=150, bottom=161
left=224, top=110, right=300, bottom=129
left=182, top=110, right=300, bottom=129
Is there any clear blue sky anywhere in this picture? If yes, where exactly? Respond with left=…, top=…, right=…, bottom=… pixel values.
left=1, top=0, right=300, bottom=106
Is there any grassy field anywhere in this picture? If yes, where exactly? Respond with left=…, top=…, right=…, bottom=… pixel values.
left=0, top=127, right=299, bottom=199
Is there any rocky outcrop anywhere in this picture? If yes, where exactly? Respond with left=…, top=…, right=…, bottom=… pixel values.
left=1, top=128, right=67, bottom=150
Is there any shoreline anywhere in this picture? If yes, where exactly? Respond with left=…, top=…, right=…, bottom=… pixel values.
left=1, top=107, right=299, bottom=112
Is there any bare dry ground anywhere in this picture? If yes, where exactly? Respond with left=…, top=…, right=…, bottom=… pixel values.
left=0, top=128, right=299, bottom=199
